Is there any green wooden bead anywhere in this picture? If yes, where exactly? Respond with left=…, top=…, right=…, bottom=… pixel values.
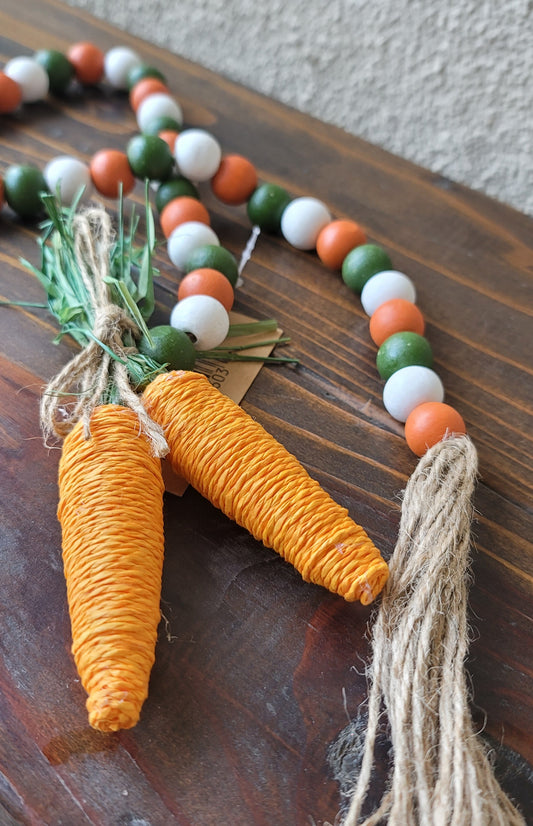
left=376, top=331, right=434, bottom=380
left=126, top=134, right=174, bottom=181
left=34, top=49, right=74, bottom=95
left=247, top=183, right=291, bottom=233
left=138, top=325, right=196, bottom=371
left=185, top=245, right=239, bottom=286
left=127, top=64, right=167, bottom=90
left=342, top=244, right=392, bottom=294
left=142, top=115, right=182, bottom=136
left=4, top=164, right=49, bottom=218
left=155, top=176, right=200, bottom=212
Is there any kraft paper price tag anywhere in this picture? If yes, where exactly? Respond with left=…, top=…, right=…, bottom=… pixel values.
left=162, top=312, right=284, bottom=496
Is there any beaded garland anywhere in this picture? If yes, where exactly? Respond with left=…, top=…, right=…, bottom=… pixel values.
left=0, top=42, right=467, bottom=456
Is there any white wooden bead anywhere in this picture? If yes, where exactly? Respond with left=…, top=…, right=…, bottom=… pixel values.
left=167, top=221, right=220, bottom=270
left=4, top=57, right=49, bottom=102
left=43, top=156, right=92, bottom=203
left=170, top=295, right=229, bottom=350
left=383, top=365, right=444, bottom=422
left=104, top=47, right=142, bottom=89
left=174, top=129, right=222, bottom=182
left=280, top=197, right=331, bottom=250
left=361, top=270, right=417, bottom=316
left=136, top=93, right=183, bottom=133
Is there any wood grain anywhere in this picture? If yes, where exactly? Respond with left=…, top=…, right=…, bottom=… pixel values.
left=0, top=1, right=532, bottom=823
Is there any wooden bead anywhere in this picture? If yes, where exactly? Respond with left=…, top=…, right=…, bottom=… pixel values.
left=127, top=64, right=167, bottom=90
left=160, top=197, right=210, bottom=238
left=211, top=154, right=258, bottom=205
left=126, top=134, right=174, bottom=181
left=4, top=57, right=49, bottom=102
left=155, top=176, right=199, bottom=212
left=142, top=115, right=181, bottom=136
left=167, top=221, right=219, bottom=270
left=157, top=130, right=180, bottom=153
left=376, top=331, right=433, bottom=380
left=405, top=402, right=466, bottom=456
left=342, top=244, right=392, bottom=294
left=175, top=129, right=222, bottom=183
left=89, top=149, right=135, bottom=198
left=361, top=270, right=416, bottom=316
left=34, top=49, right=74, bottom=95
left=130, top=78, right=170, bottom=112
left=184, top=245, right=239, bottom=287
left=104, top=47, right=142, bottom=90
left=44, top=156, right=92, bottom=203
left=66, top=42, right=105, bottom=85
left=0, top=72, right=23, bottom=113
left=3, top=164, right=49, bottom=218
left=383, top=365, right=444, bottom=422
left=137, top=325, right=196, bottom=371
left=280, top=197, right=331, bottom=250
left=178, top=268, right=234, bottom=311
left=170, top=294, right=229, bottom=350
left=136, top=93, right=183, bottom=134
left=316, top=219, right=367, bottom=269
left=369, top=298, right=425, bottom=346
left=247, top=183, right=291, bottom=233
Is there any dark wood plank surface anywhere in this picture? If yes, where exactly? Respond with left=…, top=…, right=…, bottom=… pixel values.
left=1, top=2, right=532, bottom=824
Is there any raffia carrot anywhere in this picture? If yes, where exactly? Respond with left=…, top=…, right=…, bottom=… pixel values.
left=58, top=404, right=165, bottom=731
left=143, top=371, right=388, bottom=604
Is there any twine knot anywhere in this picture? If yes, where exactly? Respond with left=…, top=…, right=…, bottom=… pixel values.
left=40, top=207, right=168, bottom=457
left=92, top=304, right=138, bottom=343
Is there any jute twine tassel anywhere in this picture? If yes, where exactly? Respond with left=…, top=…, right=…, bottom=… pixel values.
left=340, top=435, right=526, bottom=826
left=40, top=208, right=167, bottom=457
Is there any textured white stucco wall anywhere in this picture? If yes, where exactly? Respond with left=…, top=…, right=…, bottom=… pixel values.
left=66, top=0, right=533, bottom=217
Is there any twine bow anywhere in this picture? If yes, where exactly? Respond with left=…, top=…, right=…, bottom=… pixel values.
left=40, top=207, right=168, bottom=458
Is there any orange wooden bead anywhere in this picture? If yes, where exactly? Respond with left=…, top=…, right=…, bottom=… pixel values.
left=211, top=154, right=258, bottom=205
left=67, top=42, right=105, bottom=85
left=158, top=129, right=180, bottom=152
left=316, top=219, right=367, bottom=270
left=0, top=72, right=22, bottom=114
left=405, top=402, right=466, bottom=456
left=369, top=298, right=425, bottom=346
left=129, top=78, right=170, bottom=112
left=89, top=149, right=135, bottom=198
left=178, top=268, right=234, bottom=311
left=160, top=196, right=210, bottom=238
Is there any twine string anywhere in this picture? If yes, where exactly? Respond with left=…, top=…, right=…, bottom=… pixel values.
left=339, top=435, right=526, bottom=826
left=237, top=224, right=261, bottom=285
left=40, top=207, right=168, bottom=457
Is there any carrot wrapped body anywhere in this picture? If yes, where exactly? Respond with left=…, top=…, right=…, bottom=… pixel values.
left=58, top=404, right=165, bottom=731
left=143, top=371, right=388, bottom=604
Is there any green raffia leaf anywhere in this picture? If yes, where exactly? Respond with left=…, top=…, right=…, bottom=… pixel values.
left=137, top=243, right=155, bottom=320
left=18, top=191, right=164, bottom=393
left=103, top=276, right=154, bottom=344
left=0, top=300, right=48, bottom=308
left=227, top=319, right=279, bottom=337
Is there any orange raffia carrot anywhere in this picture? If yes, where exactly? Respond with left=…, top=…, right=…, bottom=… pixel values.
left=143, top=371, right=388, bottom=605
left=58, top=404, right=165, bottom=732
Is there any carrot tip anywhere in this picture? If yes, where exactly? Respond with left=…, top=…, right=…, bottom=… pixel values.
left=87, top=692, right=141, bottom=732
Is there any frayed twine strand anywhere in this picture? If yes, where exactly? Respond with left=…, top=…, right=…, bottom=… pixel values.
left=337, top=435, right=526, bottom=826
